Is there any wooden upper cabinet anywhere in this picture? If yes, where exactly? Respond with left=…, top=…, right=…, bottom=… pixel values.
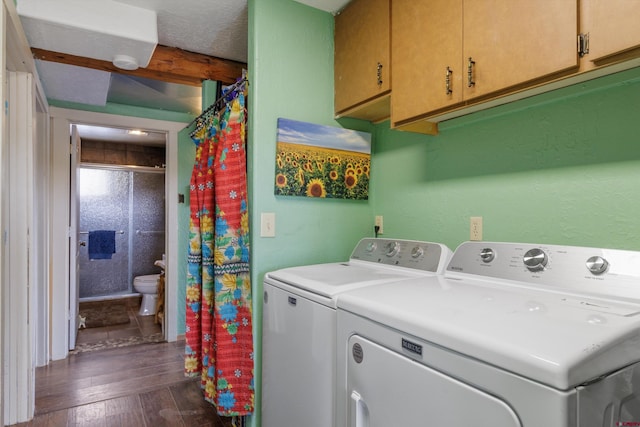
left=391, top=0, right=463, bottom=127
left=334, top=0, right=390, bottom=121
left=391, top=0, right=578, bottom=134
left=464, top=0, right=578, bottom=101
left=583, top=0, right=640, bottom=65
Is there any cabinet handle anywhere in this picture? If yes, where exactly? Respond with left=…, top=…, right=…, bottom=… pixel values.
left=445, top=67, right=453, bottom=95
left=377, top=62, right=383, bottom=87
left=467, top=57, right=476, bottom=87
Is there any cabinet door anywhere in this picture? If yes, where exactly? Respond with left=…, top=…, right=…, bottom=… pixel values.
left=391, top=0, right=463, bottom=126
left=584, top=0, right=640, bottom=65
left=464, top=0, right=578, bottom=100
left=334, top=0, right=390, bottom=118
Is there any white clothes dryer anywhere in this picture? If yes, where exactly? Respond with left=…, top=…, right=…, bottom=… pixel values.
left=261, top=238, right=452, bottom=427
left=337, top=241, right=640, bottom=427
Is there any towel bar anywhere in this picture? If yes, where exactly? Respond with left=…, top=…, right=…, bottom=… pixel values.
left=79, top=230, right=125, bottom=235
left=136, top=230, right=165, bottom=235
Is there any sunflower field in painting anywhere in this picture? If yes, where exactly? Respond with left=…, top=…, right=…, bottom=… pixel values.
left=274, top=141, right=370, bottom=200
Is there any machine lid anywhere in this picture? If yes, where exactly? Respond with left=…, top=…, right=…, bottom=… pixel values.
left=265, top=262, right=428, bottom=299
left=264, top=238, right=452, bottom=302
left=337, top=276, right=640, bottom=390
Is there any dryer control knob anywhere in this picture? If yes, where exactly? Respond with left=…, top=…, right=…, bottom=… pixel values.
left=523, top=248, right=547, bottom=272
left=586, top=256, right=609, bottom=275
left=385, top=241, right=400, bottom=257
left=480, top=248, right=495, bottom=263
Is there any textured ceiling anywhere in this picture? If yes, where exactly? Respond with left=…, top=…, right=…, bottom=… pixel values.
left=114, top=0, right=248, bottom=63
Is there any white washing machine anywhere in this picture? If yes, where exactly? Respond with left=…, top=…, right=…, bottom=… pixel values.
left=336, top=241, right=640, bottom=427
left=261, top=238, right=452, bottom=427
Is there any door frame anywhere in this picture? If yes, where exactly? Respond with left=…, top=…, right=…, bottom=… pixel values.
left=49, top=107, right=184, bottom=360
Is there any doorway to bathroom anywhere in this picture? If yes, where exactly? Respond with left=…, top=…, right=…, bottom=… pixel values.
left=49, top=108, right=183, bottom=361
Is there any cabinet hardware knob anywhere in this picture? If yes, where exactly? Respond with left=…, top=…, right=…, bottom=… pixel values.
left=445, top=67, right=453, bottom=95
left=377, top=62, right=383, bottom=87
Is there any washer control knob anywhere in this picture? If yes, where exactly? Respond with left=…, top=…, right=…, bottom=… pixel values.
left=411, top=246, right=424, bottom=258
left=385, top=241, right=400, bottom=257
left=586, top=256, right=609, bottom=275
left=523, top=248, right=548, bottom=272
left=479, top=248, right=495, bottom=263
left=365, top=241, right=377, bottom=253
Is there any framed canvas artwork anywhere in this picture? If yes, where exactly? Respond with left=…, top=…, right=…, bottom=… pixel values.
left=274, top=118, right=371, bottom=200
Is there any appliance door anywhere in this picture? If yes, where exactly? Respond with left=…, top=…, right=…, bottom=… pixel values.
left=347, top=335, right=522, bottom=427
left=262, top=282, right=336, bottom=427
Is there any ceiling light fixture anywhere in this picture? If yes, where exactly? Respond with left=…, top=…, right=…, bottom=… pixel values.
left=127, top=130, right=148, bottom=136
left=113, top=54, right=139, bottom=71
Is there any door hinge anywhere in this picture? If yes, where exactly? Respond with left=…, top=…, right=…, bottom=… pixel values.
left=578, top=33, right=589, bottom=57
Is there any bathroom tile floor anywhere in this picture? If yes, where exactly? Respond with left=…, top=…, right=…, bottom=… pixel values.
left=74, top=296, right=164, bottom=353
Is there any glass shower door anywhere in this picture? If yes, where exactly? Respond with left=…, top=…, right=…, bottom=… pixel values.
left=78, top=166, right=165, bottom=299
left=78, top=167, right=130, bottom=298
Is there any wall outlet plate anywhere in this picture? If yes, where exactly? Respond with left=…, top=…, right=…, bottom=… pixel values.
left=470, top=216, right=483, bottom=241
left=375, top=215, right=383, bottom=234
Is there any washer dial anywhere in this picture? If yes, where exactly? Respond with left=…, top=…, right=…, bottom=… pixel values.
left=586, top=256, right=609, bottom=275
left=385, top=241, right=400, bottom=257
left=523, top=248, right=548, bottom=272
left=365, top=241, right=377, bottom=253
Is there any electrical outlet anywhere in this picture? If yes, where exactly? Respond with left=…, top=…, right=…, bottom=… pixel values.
left=470, top=216, right=483, bottom=241
left=375, top=215, right=384, bottom=234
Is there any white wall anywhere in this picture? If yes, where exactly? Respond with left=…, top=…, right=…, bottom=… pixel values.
left=1, top=0, right=51, bottom=423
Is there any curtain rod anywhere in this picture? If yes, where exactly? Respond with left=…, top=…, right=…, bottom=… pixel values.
left=187, top=77, right=248, bottom=130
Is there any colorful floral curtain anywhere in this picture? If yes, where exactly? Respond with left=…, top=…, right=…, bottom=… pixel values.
left=185, top=85, right=254, bottom=423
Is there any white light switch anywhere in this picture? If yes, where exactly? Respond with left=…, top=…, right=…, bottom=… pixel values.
left=261, top=212, right=276, bottom=237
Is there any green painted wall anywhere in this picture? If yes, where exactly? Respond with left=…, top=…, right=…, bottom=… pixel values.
left=371, top=66, right=640, bottom=252
left=248, top=0, right=373, bottom=424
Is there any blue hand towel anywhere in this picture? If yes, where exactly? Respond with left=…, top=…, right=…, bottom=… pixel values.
left=88, top=230, right=116, bottom=260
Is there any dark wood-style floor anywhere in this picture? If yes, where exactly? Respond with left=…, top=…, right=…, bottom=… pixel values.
left=13, top=299, right=233, bottom=427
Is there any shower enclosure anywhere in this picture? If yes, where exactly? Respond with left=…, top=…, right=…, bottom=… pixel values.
left=78, top=165, right=165, bottom=299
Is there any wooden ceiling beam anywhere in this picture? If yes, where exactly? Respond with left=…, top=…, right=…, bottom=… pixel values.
left=31, top=45, right=247, bottom=86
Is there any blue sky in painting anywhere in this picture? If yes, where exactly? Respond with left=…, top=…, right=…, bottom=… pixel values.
left=277, top=118, right=371, bottom=154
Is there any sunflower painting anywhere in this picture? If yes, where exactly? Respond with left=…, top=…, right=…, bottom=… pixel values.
left=274, top=118, right=371, bottom=200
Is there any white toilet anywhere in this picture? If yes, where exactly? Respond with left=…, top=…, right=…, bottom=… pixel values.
left=133, top=274, right=160, bottom=316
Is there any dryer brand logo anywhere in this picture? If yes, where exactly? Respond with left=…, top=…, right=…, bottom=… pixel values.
left=352, top=343, right=364, bottom=364
left=402, top=338, right=422, bottom=356
left=617, top=422, right=640, bottom=426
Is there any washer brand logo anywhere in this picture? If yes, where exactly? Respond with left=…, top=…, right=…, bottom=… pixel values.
left=449, top=266, right=463, bottom=272
left=402, top=338, right=422, bottom=356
